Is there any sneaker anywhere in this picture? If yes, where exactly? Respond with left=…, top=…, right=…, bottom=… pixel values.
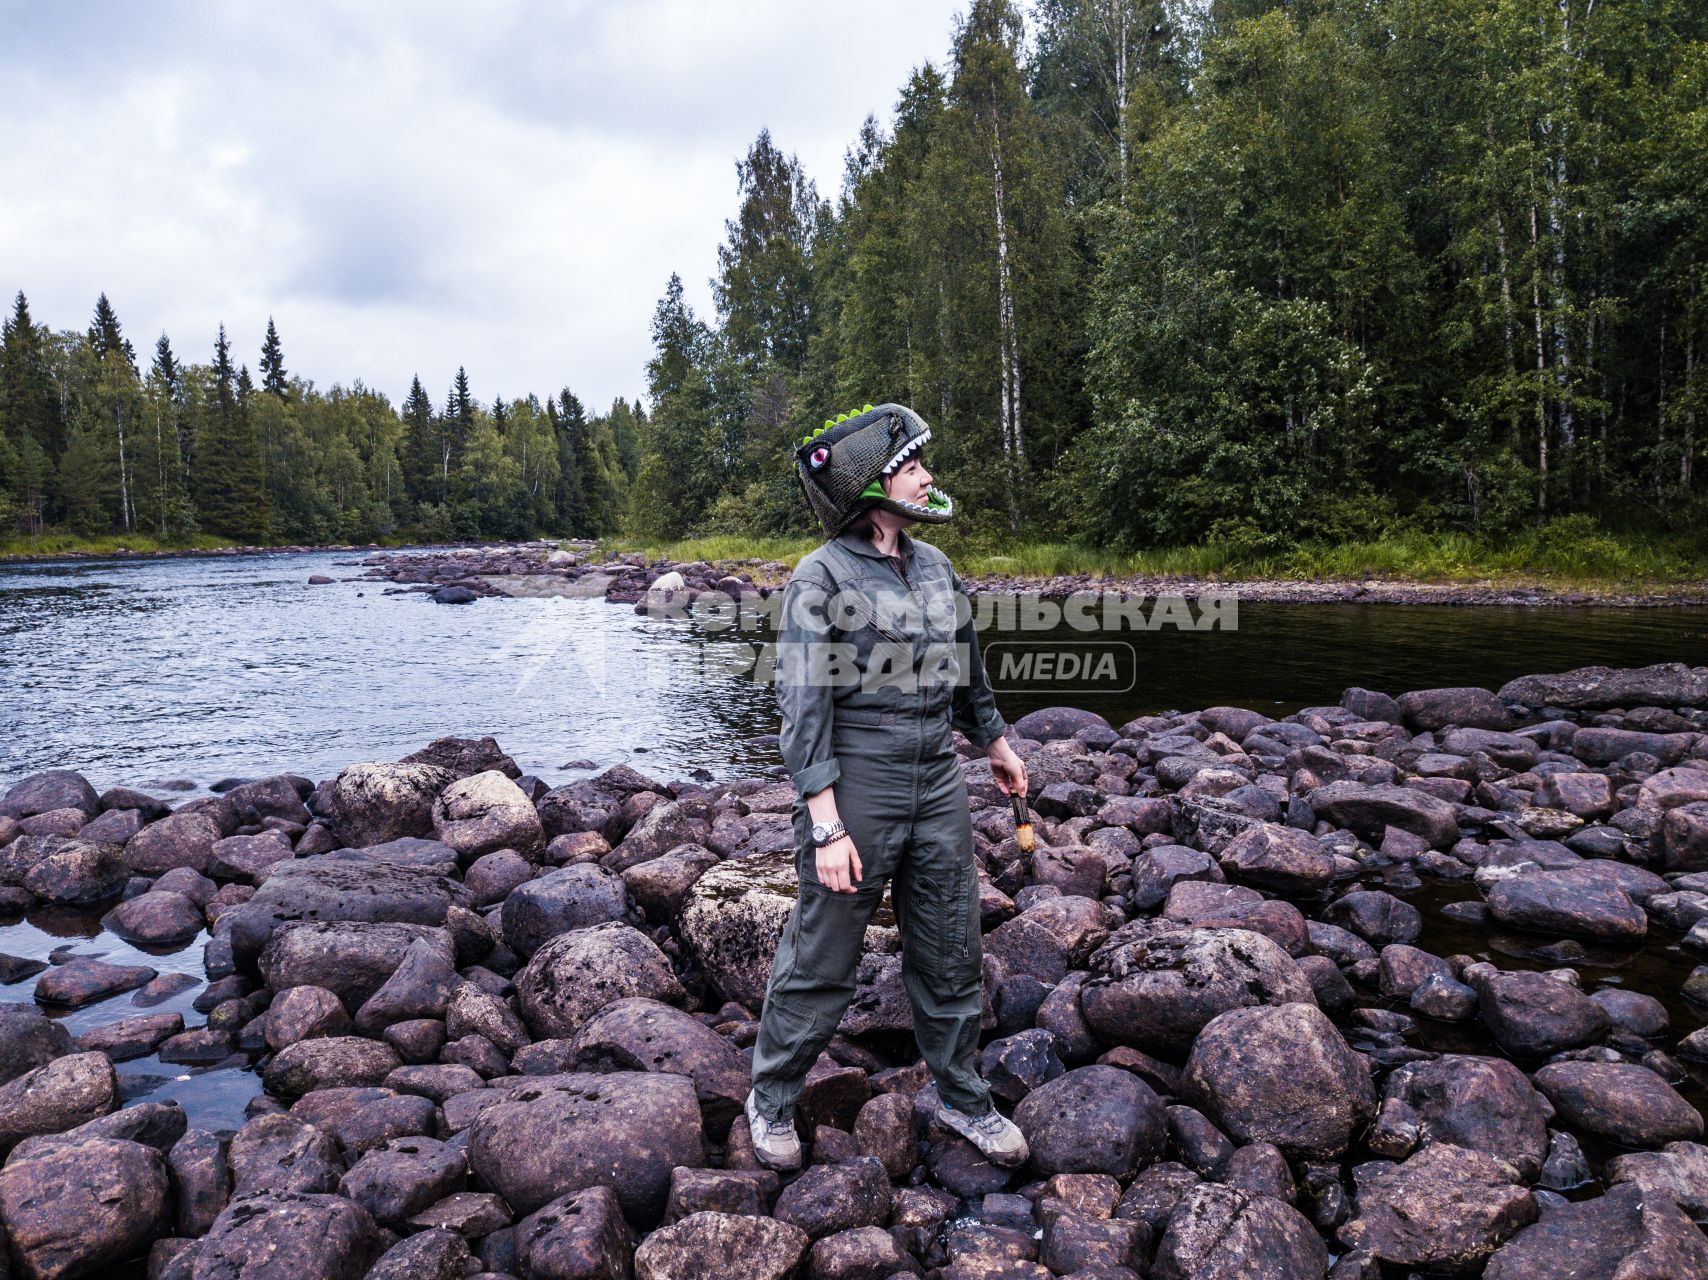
left=937, top=1102, right=1029, bottom=1168
left=745, top=1090, right=802, bottom=1171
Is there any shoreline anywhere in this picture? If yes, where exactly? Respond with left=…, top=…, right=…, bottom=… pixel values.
left=6, top=537, right=1707, bottom=607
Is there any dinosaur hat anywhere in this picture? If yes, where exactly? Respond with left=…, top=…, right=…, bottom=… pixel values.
left=793, top=402, right=954, bottom=536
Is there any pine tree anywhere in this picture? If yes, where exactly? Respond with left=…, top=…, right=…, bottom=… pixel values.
left=0, top=292, right=64, bottom=528
left=259, top=317, right=289, bottom=399
left=87, top=292, right=137, bottom=369
left=195, top=324, right=270, bottom=540
left=399, top=374, right=438, bottom=505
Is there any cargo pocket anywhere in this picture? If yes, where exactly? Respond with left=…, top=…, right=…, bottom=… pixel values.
left=758, top=996, right=821, bottom=1079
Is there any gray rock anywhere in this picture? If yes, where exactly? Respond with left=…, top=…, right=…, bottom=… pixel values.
left=353, top=937, right=460, bottom=1033
left=0, top=1135, right=170, bottom=1279
left=190, top=1189, right=385, bottom=1280
left=1498, top=663, right=1708, bottom=710
left=1218, top=822, right=1338, bottom=895
left=339, top=1135, right=468, bottom=1225
left=263, top=984, right=353, bottom=1051
left=513, top=1182, right=634, bottom=1279
left=772, top=1156, right=891, bottom=1240
left=1152, top=1183, right=1327, bottom=1280
left=501, top=862, right=635, bottom=958
left=1486, top=867, right=1647, bottom=941
left=262, top=1036, right=402, bottom=1098
left=124, top=809, right=223, bottom=875
left=569, top=996, right=749, bottom=1134
left=431, top=769, right=545, bottom=861
left=1396, top=686, right=1512, bottom=732
left=1470, top=966, right=1610, bottom=1057
left=364, top=1228, right=472, bottom=1280
left=1605, top=1140, right=1708, bottom=1219
left=258, top=920, right=456, bottom=1010
left=633, top=1211, right=808, bottom=1280
left=318, top=760, right=457, bottom=848
left=1533, top=1061, right=1704, bottom=1147
left=1339, top=1143, right=1537, bottom=1271
left=103, top=888, right=205, bottom=944
left=1484, top=1182, right=1708, bottom=1280
left=1307, top=782, right=1459, bottom=849
left=228, top=1112, right=344, bottom=1195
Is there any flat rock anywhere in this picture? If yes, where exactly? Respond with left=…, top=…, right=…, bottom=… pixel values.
left=1340, top=1143, right=1537, bottom=1271
left=1533, top=1061, right=1704, bottom=1148
left=1486, top=867, right=1646, bottom=941
left=1484, top=1182, right=1708, bottom=1280
left=633, top=1211, right=808, bottom=1280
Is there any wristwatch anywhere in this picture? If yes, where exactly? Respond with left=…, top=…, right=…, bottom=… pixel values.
left=811, top=819, right=848, bottom=848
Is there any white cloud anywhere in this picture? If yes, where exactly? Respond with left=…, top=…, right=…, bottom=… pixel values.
left=0, top=0, right=967, bottom=411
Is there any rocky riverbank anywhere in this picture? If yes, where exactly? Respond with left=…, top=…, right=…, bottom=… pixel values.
left=1, top=663, right=1707, bottom=1276
left=357, top=542, right=1708, bottom=609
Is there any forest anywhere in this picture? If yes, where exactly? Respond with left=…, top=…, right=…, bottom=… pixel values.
left=2, top=0, right=1704, bottom=559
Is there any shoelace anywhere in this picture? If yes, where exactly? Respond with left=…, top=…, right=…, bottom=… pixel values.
left=969, top=1111, right=1009, bottom=1137
left=755, top=1112, right=794, bottom=1140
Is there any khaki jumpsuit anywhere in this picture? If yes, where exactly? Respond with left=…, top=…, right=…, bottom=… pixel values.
left=750, top=527, right=1007, bottom=1123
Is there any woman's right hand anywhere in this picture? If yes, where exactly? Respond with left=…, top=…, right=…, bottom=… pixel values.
left=815, top=834, right=863, bottom=893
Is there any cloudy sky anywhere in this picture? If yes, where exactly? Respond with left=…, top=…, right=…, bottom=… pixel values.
left=0, top=0, right=966, bottom=412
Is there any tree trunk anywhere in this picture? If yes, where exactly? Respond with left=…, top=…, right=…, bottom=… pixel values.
left=1530, top=200, right=1550, bottom=515
left=987, top=89, right=1025, bottom=531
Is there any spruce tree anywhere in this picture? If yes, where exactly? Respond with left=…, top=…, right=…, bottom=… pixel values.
left=400, top=374, right=437, bottom=504
left=87, top=292, right=137, bottom=369
left=259, top=317, right=289, bottom=399
left=0, top=292, right=65, bottom=521
left=194, top=324, right=270, bottom=540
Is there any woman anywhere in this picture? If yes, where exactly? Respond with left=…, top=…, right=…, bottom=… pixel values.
left=744, top=402, right=1031, bottom=1173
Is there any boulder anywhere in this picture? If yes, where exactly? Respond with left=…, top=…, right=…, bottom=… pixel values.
left=225, top=853, right=471, bottom=969
left=515, top=921, right=686, bottom=1041
left=1151, top=1184, right=1327, bottom=1280
left=259, top=920, right=456, bottom=1010
left=1484, top=1183, right=1708, bottom=1280
left=466, top=1070, right=705, bottom=1224
left=1470, top=966, right=1610, bottom=1057
left=0, top=1052, right=117, bottom=1149
left=1012, top=1065, right=1167, bottom=1179
left=1079, top=927, right=1314, bottom=1058
left=1306, top=782, right=1459, bottom=849
left=264, top=985, right=353, bottom=1051
left=353, top=938, right=460, bottom=1033
left=189, top=1189, right=385, bottom=1280
left=1498, top=663, right=1708, bottom=710
left=11, top=834, right=128, bottom=904
left=772, top=1157, right=891, bottom=1240
left=317, top=760, right=456, bottom=847
left=364, top=1229, right=472, bottom=1280
left=399, top=735, right=521, bottom=780
left=1013, top=708, right=1114, bottom=743
left=339, top=1135, right=469, bottom=1225
left=1605, top=1140, right=1708, bottom=1219
left=1377, top=1055, right=1550, bottom=1180
left=1486, top=867, right=1647, bottom=941
left=124, top=809, right=223, bottom=875
left=1182, top=1002, right=1375, bottom=1159
left=623, top=845, right=720, bottom=923
left=34, top=957, right=157, bottom=1008
left=0, top=1135, right=170, bottom=1279
left=431, top=769, right=545, bottom=862
left=103, top=888, right=205, bottom=944
left=501, top=862, right=635, bottom=958
left=679, top=850, right=896, bottom=1009
left=1396, top=686, right=1512, bottom=732
left=262, top=1037, right=403, bottom=1098
left=227, top=1113, right=344, bottom=1195
left=513, top=1183, right=634, bottom=1280
left=633, top=1211, right=808, bottom=1280
left=569, top=997, right=749, bottom=1134
left=1533, top=1061, right=1704, bottom=1148
left=1658, top=802, right=1708, bottom=873
left=1340, top=1143, right=1537, bottom=1271
left=1217, top=823, right=1337, bottom=895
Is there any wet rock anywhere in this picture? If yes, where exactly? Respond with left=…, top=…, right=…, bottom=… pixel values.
left=226, top=853, right=471, bottom=969
left=103, top=888, right=204, bottom=944
left=633, top=1211, right=808, bottom=1280
left=1409, top=973, right=1477, bottom=1024
left=365, top=1228, right=472, bottom=1280
left=353, top=938, right=459, bottom=1033
left=75, top=1010, right=184, bottom=1061
left=1470, top=966, right=1610, bottom=1057
left=1, top=770, right=101, bottom=820
left=501, top=862, right=635, bottom=958
left=1378, top=1055, right=1550, bottom=1180
left=1533, top=1061, right=1704, bottom=1147
left=263, top=984, right=352, bottom=1050
left=467, top=1070, right=705, bottom=1222
left=773, top=1157, right=890, bottom=1240
left=678, top=849, right=895, bottom=1009
left=339, top=1135, right=468, bottom=1225
left=1319, top=889, right=1422, bottom=945
left=262, top=1036, right=402, bottom=1098
left=569, top=996, right=748, bottom=1134
left=1483, top=1182, right=1708, bottom=1280
left=228, top=1112, right=343, bottom=1195
left=1339, top=1144, right=1537, bottom=1271
left=123, top=809, right=224, bottom=875
left=1605, top=1140, right=1708, bottom=1219
left=318, top=760, right=457, bottom=847
left=515, top=921, right=686, bottom=1041
left=0, top=1135, right=170, bottom=1279
left=1589, top=988, right=1668, bottom=1037
left=512, top=1182, right=634, bottom=1279
left=1013, top=1065, right=1167, bottom=1178
left=190, top=1189, right=385, bottom=1280
left=1498, top=663, right=1708, bottom=711
left=1152, top=1184, right=1327, bottom=1280
left=258, top=919, right=456, bottom=1010
left=1307, top=782, right=1459, bottom=849
left=1183, top=1002, right=1376, bottom=1159
left=35, top=956, right=159, bottom=1010
left=1486, top=867, right=1646, bottom=941
left=1397, top=686, right=1512, bottom=732
left=432, top=769, right=545, bottom=862
left=1079, top=926, right=1314, bottom=1057
left=1218, top=822, right=1338, bottom=895
left=0, top=1002, right=73, bottom=1084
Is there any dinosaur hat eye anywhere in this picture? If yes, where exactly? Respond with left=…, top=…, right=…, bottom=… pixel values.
left=808, top=445, right=830, bottom=469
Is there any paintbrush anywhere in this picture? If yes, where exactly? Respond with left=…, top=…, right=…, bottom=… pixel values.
left=1010, top=787, right=1034, bottom=853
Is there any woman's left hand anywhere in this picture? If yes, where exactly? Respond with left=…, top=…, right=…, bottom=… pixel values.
left=986, top=737, right=1028, bottom=797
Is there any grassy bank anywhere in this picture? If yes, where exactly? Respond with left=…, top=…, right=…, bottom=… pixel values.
left=0, top=531, right=437, bottom=560
left=596, top=523, right=1708, bottom=593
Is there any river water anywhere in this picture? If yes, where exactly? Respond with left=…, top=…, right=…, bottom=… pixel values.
left=1, top=548, right=1706, bottom=1136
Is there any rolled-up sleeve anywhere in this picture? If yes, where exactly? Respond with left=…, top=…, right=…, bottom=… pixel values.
left=948, top=567, right=1007, bottom=749
left=776, top=569, right=842, bottom=799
